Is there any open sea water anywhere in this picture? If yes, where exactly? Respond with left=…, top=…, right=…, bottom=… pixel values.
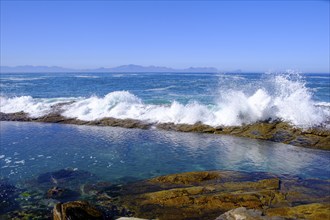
left=0, top=71, right=330, bottom=182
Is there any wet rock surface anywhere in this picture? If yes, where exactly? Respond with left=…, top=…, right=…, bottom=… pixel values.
left=105, top=171, right=330, bottom=220
left=1, top=112, right=329, bottom=149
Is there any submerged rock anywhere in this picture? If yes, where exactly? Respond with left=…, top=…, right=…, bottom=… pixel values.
left=46, top=186, right=80, bottom=202
left=37, top=168, right=95, bottom=186
left=53, top=201, right=104, bottom=220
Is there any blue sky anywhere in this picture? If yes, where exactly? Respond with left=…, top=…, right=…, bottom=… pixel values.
left=1, top=1, right=329, bottom=72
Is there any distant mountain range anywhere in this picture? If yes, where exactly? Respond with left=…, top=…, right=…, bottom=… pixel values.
left=0, top=64, right=219, bottom=73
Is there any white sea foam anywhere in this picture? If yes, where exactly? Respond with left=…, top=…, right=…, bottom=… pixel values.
left=0, top=96, right=77, bottom=117
left=1, top=74, right=329, bottom=128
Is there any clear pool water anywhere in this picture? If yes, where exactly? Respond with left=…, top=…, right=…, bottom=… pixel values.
left=1, top=121, right=329, bottom=183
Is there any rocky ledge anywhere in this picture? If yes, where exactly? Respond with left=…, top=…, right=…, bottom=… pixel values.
left=1, top=112, right=329, bottom=150
left=105, top=170, right=330, bottom=220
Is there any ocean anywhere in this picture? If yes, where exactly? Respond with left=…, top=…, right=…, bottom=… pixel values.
left=1, top=71, right=329, bottom=127
left=0, top=71, right=330, bottom=182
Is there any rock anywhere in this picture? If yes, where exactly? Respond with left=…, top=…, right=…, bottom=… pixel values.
left=103, top=171, right=330, bottom=220
left=53, top=201, right=104, bottom=220
left=96, top=118, right=152, bottom=129
left=150, top=170, right=221, bottom=185
left=215, top=207, right=284, bottom=220
left=37, top=168, right=95, bottom=186
left=265, top=203, right=330, bottom=219
left=0, top=112, right=31, bottom=121
left=106, top=172, right=282, bottom=219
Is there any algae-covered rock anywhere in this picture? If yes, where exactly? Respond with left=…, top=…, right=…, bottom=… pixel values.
left=265, top=203, right=330, bottom=219
left=150, top=170, right=221, bottom=185
left=53, top=201, right=104, bottom=220
left=105, top=172, right=281, bottom=219
left=102, top=171, right=330, bottom=220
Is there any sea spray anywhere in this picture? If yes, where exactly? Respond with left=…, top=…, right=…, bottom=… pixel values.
left=213, top=72, right=328, bottom=128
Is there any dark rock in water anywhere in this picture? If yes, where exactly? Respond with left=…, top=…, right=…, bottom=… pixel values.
left=37, top=168, right=95, bottom=185
left=53, top=201, right=104, bottom=220
left=95, top=117, right=152, bottom=129
left=0, top=112, right=31, bottom=121
left=46, top=186, right=80, bottom=202
left=0, top=180, right=19, bottom=214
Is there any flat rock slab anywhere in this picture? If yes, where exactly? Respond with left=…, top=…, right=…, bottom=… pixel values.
left=103, top=171, right=330, bottom=220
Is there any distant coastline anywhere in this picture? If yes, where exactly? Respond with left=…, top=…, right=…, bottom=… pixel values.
left=0, top=64, right=221, bottom=73
left=1, top=65, right=329, bottom=74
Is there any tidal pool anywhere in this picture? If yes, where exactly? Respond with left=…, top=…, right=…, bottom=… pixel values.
left=1, top=121, right=329, bottom=183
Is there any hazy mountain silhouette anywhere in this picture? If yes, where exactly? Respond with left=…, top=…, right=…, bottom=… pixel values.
left=0, top=64, right=219, bottom=73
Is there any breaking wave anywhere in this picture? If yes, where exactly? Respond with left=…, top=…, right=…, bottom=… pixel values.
left=1, top=74, right=329, bottom=128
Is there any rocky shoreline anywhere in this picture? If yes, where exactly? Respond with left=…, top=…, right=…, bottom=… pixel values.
left=1, top=112, right=329, bottom=150
left=1, top=169, right=329, bottom=219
